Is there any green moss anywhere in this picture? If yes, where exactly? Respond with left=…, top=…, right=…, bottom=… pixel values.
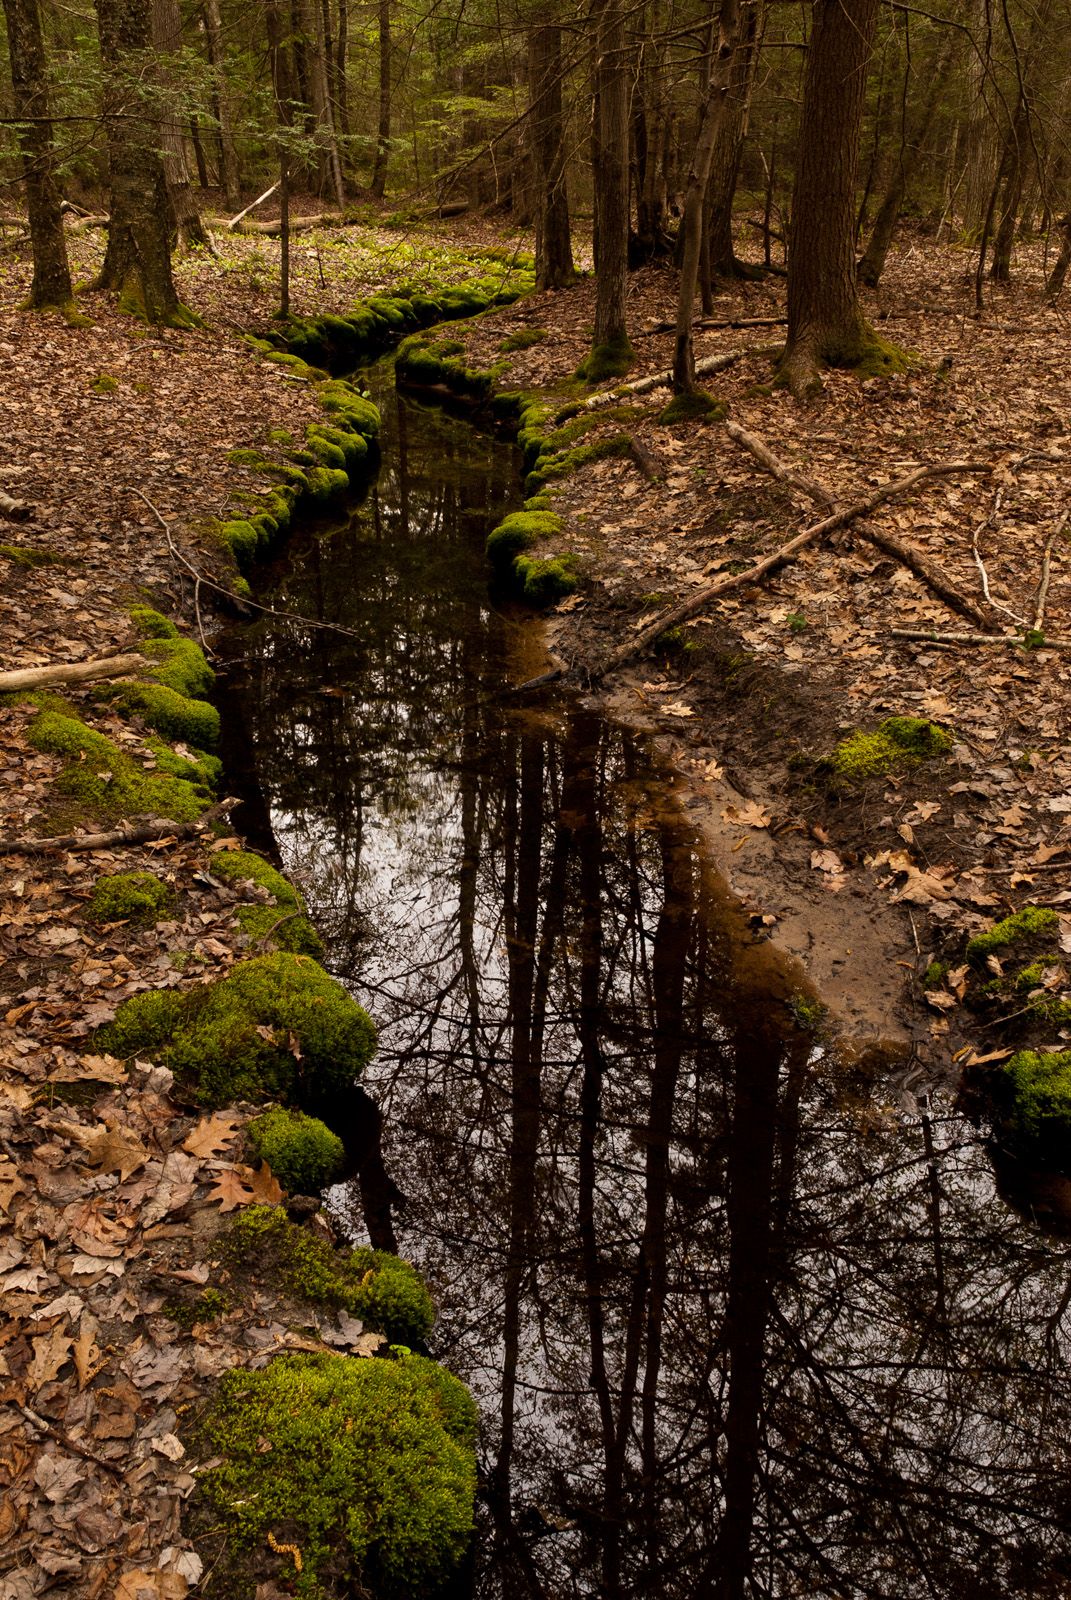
left=224, top=1207, right=434, bottom=1345
left=513, top=552, right=579, bottom=607
left=485, top=510, right=562, bottom=566
left=966, top=907, right=1059, bottom=964
left=95, top=952, right=376, bottom=1108
left=657, top=391, right=726, bottom=425
left=213, top=849, right=323, bottom=957
left=0, top=544, right=58, bottom=569
left=829, top=327, right=914, bottom=379
left=305, top=466, right=350, bottom=504
left=198, top=1350, right=476, bottom=1599
left=90, top=373, right=119, bottom=394
left=109, top=681, right=220, bottom=747
left=163, top=1287, right=228, bottom=1331
left=218, top=518, right=260, bottom=567
left=88, top=871, right=173, bottom=925
left=128, top=606, right=178, bottom=640
left=499, top=327, right=547, bottom=352
left=576, top=333, right=635, bottom=383
left=524, top=433, right=631, bottom=496
left=247, top=1108, right=345, bottom=1193
left=27, top=708, right=211, bottom=824
left=923, top=961, right=948, bottom=989
left=1002, top=1050, right=1071, bottom=1162
left=145, top=737, right=222, bottom=791
left=829, top=716, right=952, bottom=782
left=1016, top=962, right=1047, bottom=992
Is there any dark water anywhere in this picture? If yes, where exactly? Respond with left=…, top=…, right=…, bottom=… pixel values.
left=224, top=364, right=1071, bottom=1600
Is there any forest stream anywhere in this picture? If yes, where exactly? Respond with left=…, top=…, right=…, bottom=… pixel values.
left=219, top=361, right=1071, bottom=1600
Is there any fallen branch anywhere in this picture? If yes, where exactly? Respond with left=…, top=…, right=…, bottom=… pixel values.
left=229, top=214, right=331, bottom=237
left=580, top=350, right=741, bottom=410
left=639, top=315, right=786, bottom=337
left=890, top=628, right=1071, bottom=648
left=1033, top=513, right=1067, bottom=631
left=727, top=421, right=993, bottom=630
left=597, top=452, right=994, bottom=677
left=65, top=214, right=109, bottom=235
left=626, top=434, right=666, bottom=480
left=0, top=798, right=239, bottom=857
left=18, top=1405, right=124, bottom=1480
left=0, top=490, right=32, bottom=522
left=226, top=181, right=279, bottom=229
left=0, top=652, right=150, bottom=694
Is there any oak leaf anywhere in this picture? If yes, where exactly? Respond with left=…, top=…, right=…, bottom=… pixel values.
left=182, top=1113, right=243, bottom=1159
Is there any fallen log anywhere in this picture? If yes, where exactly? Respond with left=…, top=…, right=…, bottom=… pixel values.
left=627, top=435, right=667, bottom=480
left=230, top=214, right=331, bottom=237
left=580, top=349, right=741, bottom=410
left=0, top=798, right=239, bottom=857
left=0, top=490, right=32, bottom=522
left=0, top=652, right=150, bottom=693
left=891, top=628, right=1071, bottom=649
left=596, top=454, right=992, bottom=678
left=726, top=421, right=994, bottom=631
left=639, top=315, right=786, bottom=337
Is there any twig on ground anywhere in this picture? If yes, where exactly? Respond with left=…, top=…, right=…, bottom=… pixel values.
left=0, top=799, right=239, bottom=856
left=1033, top=512, right=1067, bottom=631
left=18, top=1405, right=124, bottom=1479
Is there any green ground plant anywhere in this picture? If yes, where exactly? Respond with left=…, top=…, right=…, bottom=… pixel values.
left=246, top=1108, right=345, bottom=1192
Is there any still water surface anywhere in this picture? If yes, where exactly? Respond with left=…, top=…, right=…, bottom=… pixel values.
left=225, top=364, right=1071, bottom=1599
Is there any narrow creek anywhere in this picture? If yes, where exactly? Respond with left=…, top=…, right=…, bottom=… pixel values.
left=220, top=359, right=1071, bottom=1599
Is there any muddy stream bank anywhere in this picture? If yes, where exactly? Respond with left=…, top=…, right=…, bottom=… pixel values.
left=217, top=360, right=1071, bottom=1599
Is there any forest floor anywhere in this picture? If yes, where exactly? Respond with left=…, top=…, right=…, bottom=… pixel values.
left=0, top=210, right=1069, bottom=1598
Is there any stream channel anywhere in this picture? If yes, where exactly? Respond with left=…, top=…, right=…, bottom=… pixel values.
left=220, top=358, right=1071, bottom=1599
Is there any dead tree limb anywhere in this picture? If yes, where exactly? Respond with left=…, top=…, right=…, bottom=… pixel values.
left=0, top=799, right=239, bottom=857
left=726, top=421, right=994, bottom=630
left=891, top=628, right=1071, bottom=648
left=580, top=350, right=741, bottom=410
left=0, top=653, right=150, bottom=694
left=597, top=455, right=993, bottom=678
left=627, top=435, right=666, bottom=480
left=226, top=181, right=279, bottom=229
left=1033, top=513, right=1067, bottom=631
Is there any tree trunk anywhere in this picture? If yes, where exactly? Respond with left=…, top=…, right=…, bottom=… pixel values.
left=368, top=0, right=390, bottom=197
left=778, top=0, right=880, bottom=397
left=672, top=0, right=744, bottom=394
left=857, top=32, right=956, bottom=288
left=704, top=0, right=761, bottom=283
left=151, top=0, right=210, bottom=248
left=266, top=0, right=293, bottom=317
left=527, top=23, right=575, bottom=289
left=95, top=0, right=185, bottom=325
left=583, top=0, right=633, bottom=380
left=1045, top=213, right=1071, bottom=299
left=1, top=0, right=73, bottom=308
left=201, top=0, right=239, bottom=209
left=334, top=0, right=350, bottom=143
left=299, top=0, right=345, bottom=206
left=989, top=100, right=1028, bottom=281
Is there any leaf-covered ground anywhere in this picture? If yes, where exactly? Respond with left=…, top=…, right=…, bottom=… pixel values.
left=1, top=213, right=1069, bottom=1597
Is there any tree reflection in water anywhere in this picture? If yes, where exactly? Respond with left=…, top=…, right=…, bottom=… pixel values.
left=227, top=371, right=1071, bottom=1600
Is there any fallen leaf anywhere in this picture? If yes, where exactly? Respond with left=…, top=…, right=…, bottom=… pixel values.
left=722, top=801, right=771, bottom=830
left=811, top=849, right=844, bottom=875
left=182, top=1112, right=243, bottom=1159
left=115, top=1569, right=188, bottom=1600
left=205, top=1167, right=257, bottom=1212
left=73, top=1313, right=102, bottom=1389
left=28, top=1325, right=74, bottom=1390
left=248, top=1163, right=284, bottom=1204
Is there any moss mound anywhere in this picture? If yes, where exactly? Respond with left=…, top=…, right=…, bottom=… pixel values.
left=658, top=391, right=726, bottom=425
left=1002, top=1050, right=1071, bottom=1165
left=88, top=871, right=173, bottom=925
left=110, top=681, right=220, bottom=747
left=224, top=1206, right=434, bottom=1345
left=829, top=715, right=952, bottom=782
left=213, top=849, right=323, bottom=956
left=485, top=510, right=562, bottom=567
left=513, top=552, right=579, bottom=607
left=575, top=333, right=635, bottom=383
left=198, top=1350, right=477, bottom=1599
left=27, top=708, right=212, bottom=825
left=499, top=326, right=547, bottom=352
left=247, top=1108, right=345, bottom=1193
left=95, top=953, right=376, bottom=1107
left=966, top=906, right=1059, bottom=964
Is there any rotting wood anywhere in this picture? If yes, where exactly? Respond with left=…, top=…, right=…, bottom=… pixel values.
left=627, top=434, right=666, bottom=480
left=727, top=421, right=994, bottom=630
left=0, top=798, right=239, bottom=856
left=0, top=490, right=32, bottom=522
left=581, top=349, right=741, bottom=410
left=596, top=455, right=994, bottom=678
left=890, top=628, right=1071, bottom=649
left=0, top=652, right=150, bottom=693
left=639, top=315, right=786, bottom=337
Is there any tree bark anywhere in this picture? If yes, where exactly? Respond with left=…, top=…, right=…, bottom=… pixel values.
left=778, top=0, right=880, bottom=397
left=857, top=32, right=955, bottom=288
left=369, top=0, right=390, bottom=197
left=151, top=0, right=210, bottom=248
left=299, top=0, right=345, bottom=205
left=584, top=0, right=633, bottom=379
left=94, top=0, right=185, bottom=324
left=704, top=0, right=761, bottom=284
left=672, top=0, right=744, bottom=394
left=527, top=23, right=575, bottom=289
left=201, top=0, right=240, bottom=209
left=1, top=0, right=74, bottom=308
left=1045, top=212, right=1071, bottom=299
